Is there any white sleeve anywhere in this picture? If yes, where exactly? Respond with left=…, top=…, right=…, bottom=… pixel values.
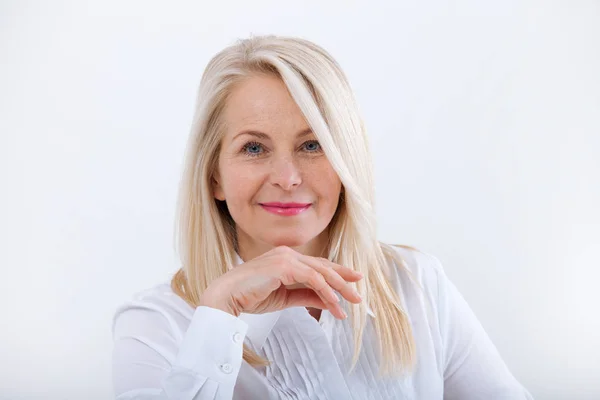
left=430, top=255, right=535, bottom=400
left=112, top=304, right=249, bottom=400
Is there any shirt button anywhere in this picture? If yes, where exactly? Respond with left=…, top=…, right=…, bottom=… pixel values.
left=233, top=332, right=243, bottom=343
left=221, top=363, right=233, bottom=374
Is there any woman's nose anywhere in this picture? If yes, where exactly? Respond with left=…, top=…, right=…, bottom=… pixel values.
left=269, top=155, right=302, bottom=190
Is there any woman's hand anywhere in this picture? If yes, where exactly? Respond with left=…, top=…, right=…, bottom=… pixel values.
left=199, top=246, right=363, bottom=320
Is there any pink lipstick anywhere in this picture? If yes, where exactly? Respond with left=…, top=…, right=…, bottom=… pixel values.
left=259, top=202, right=311, bottom=216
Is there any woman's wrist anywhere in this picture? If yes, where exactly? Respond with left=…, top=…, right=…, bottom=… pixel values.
left=199, top=290, right=239, bottom=317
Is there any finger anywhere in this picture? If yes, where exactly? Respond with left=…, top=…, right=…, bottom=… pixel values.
left=287, top=260, right=347, bottom=319
left=332, top=265, right=364, bottom=281
left=288, top=259, right=339, bottom=304
left=282, top=283, right=353, bottom=319
left=324, top=265, right=363, bottom=282
left=284, top=288, right=327, bottom=309
left=284, top=288, right=347, bottom=321
left=323, top=259, right=364, bottom=280
left=306, top=256, right=364, bottom=283
left=299, top=255, right=362, bottom=304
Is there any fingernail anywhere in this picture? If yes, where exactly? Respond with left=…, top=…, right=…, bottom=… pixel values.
left=342, top=310, right=348, bottom=319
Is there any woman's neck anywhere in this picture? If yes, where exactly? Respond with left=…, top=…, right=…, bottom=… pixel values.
left=307, top=307, right=322, bottom=322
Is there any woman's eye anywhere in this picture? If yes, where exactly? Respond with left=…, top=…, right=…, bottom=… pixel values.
left=303, top=140, right=322, bottom=152
left=241, top=141, right=264, bottom=156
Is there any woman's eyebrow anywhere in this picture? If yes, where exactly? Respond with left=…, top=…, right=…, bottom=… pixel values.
left=232, top=128, right=313, bottom=142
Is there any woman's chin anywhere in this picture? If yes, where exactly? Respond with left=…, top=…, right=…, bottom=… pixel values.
left=267, top=235, right=311, bottom=249
left=269, top=240, right=307, bottom=249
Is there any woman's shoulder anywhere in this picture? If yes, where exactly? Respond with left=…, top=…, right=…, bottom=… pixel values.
left=379, top=242, right=448, bottom=311
left=380, top=243, right=447, bottom=331
left=111, top=280, right=194, bottom=341
left=117, top=281, right=187, bottom=309
left=381, top=243, right=445, bottom=285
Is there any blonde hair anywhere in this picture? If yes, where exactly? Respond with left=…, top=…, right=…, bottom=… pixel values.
left=171, top=34, right=423, bottom=378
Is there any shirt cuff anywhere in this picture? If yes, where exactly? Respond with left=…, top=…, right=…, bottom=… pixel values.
left=174, top=305, right=249, bottom=386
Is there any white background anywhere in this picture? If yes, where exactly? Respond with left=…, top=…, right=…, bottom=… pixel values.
left=1, top=1, right=599, bottom=399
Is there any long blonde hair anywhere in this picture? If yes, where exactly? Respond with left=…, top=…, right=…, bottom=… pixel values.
left=171, top=34, right=423, bottom=378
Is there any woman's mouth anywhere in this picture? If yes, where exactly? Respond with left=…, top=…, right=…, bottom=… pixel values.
left=259, top=202, right=312, bottom=216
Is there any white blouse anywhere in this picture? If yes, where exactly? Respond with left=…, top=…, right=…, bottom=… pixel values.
left=111, top=246, right=534, bottom=399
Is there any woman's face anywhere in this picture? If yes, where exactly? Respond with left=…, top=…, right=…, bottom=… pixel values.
left=213, top=74, right=342, bottom=259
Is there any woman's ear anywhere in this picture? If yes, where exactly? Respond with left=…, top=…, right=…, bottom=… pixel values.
left=212, top=174, right=226, bottom=201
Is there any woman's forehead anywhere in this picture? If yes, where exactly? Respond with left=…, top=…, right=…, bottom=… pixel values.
left=225, top=77, right=299, bottom=119
left=222, top=77, right=310, bottom=141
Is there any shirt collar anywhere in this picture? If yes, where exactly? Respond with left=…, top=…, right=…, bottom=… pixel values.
left=231, top=252, right=375, bottom=349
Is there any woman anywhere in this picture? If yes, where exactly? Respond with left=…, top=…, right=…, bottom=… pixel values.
left=112, top=35, right=534, bottom=399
